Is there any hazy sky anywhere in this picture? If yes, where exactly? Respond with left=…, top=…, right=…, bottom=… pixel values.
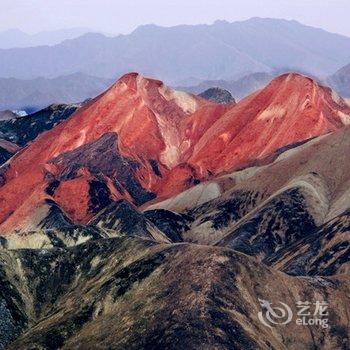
left=1, top=0, right=350, bottom=36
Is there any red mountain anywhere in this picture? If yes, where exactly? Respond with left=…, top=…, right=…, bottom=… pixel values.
left=0, top=72, right=349, bottom=234
left=189, top=73, right=350, bottom=175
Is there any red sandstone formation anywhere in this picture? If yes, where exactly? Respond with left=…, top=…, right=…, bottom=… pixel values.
left=0, top=72, right=349, bottom=233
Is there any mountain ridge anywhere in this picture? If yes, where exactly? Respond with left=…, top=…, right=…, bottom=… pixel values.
left=0, top=27, right=93, bottom=49
left=328, top=62, right=350, bottom=97
left=1, top=18, right=350, bottom=82
left=0, top=72, right=349, bottom=235
left=0, top=73, right=113, bottom=112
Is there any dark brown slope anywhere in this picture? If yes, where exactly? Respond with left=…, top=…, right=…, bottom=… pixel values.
left=0, top=103, right=80, bottom=147
left=1, top=236, right=349, bottom=350
left=0, top=139, right=20, bottom=165
left=266, top=208, right=350, bottom=276
left=0, top=103, right=80, bottom=167
left=214, top=126, right=350, bottom=263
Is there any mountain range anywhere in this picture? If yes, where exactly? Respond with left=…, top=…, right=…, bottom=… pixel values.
left=0, top=71, right=349, bottom=349
left=0, top=73, right=112, bottom=112
left=1, top=18, right=350, bottom=112
left=178, top=72, right=276, bottom=100
left=1, top=18, right=350, bottom=83
left=181, top=67, right=350, bottom=102
left=1, top=67, right=349, bottom=113
left=0, top=103, right=80, bottom=167
left=328, top=63, right=350, bottom=98
left=0, top=28, right=92, bottom=49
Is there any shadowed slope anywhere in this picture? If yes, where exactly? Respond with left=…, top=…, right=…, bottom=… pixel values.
left=1, top=236, right=349, bottom=350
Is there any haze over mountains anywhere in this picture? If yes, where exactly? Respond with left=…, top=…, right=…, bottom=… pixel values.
left=328, top=63, right=350, bottom=98
left=0, top=73, right=113, bottom=111
left=1, top=17, right=350, bottom=112
left=179, top=72, right=276, bottom=100
left=0, top=27, right=92, bottom=49
left=1, top=18, right=350, bottom=83
left=1, top=67, right=349, bottom=113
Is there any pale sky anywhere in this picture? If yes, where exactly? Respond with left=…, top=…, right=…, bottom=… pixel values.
left=1, top=0, right=350, bottom=37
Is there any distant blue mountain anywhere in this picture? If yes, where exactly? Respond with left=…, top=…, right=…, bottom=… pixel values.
left=0, top=18, right=350, bottom=83
left=0, top=27, right=92, bottom=49
left=0, top=73, right=113, bottom=111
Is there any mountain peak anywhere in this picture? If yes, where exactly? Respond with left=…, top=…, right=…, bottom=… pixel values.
left=266, top=73, right=350, bottom=113
left=189, top=72, right=350, bottom=174
left=111, top=72, right=142, bottom=90
left=114, top=72, right=162, bottom=90
left=0, top=73, right=216, bottom=231
left=272, top=71, right=314, bottom=82
left=107, top=72, right=200, bottom=116
left=0, top=72, right=348, bottom=234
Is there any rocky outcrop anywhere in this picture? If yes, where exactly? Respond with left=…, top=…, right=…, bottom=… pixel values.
left=0, top=236, right=349, bottom=350
left=0, top=103, right=80, bottom=147
left=199, top=87, right=235, bottom=104
left=0, top=104, right=79, bottom=165
left=0, top=110, right=18, bottom=121
left=0, top=139, right=20, bottom=165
